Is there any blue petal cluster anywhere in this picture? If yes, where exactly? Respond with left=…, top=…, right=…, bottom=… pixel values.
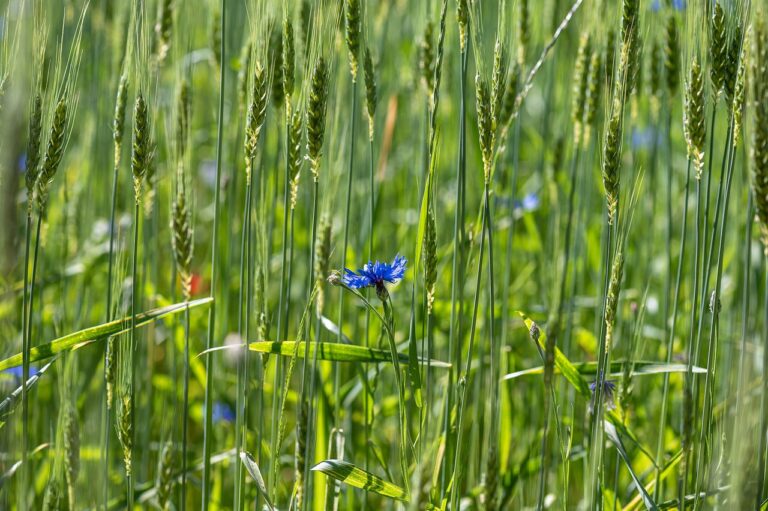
left=341, top=254, right=407, bottom=290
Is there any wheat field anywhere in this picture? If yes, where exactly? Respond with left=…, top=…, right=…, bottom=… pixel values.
left=0, top=0, right=766, bottom=509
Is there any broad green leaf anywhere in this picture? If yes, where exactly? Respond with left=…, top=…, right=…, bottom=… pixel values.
left=502, top=362, right=706, bottom=381
left=311, top=459, right=408, bottom=502
left=240, top=451, right=275, bottom=510
left=0, top=298, right=212, bottom=371
left=248, top=341, right=450, bottom=368
left=604, top=422, right=658, bottom=510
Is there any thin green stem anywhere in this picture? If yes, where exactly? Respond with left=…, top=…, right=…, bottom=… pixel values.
left=19, top=212, right=32, bottom=511
left=201, top=0, right=227, bottom=506
left=128, top=199, right=140, bottom=510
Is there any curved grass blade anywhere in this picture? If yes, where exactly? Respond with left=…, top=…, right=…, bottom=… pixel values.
left=604, top=421, right=659, bottom=511
left=247, top=341, right=451, bottom=368
left=502, top=362, right=706, bottom=381
left=240, top=451, right=275, bottom=510
left=311, top=459, right=409, bottom=502
left=0, top=298, right=212, bottom=371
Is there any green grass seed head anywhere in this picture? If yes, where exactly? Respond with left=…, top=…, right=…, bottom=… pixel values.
left=244, top=62, right=268, bottom=184
left=306, top=57, right=330, bottom=181
left=155, top=0, right=173, bottom=64
left=25, top=93, right=43, bottom=211
left=475, top=74, right=493, bottom=182
left=752, top=17, right=768, bottom=252
left=710, top=2, right=727, bottom=97
left=584, top=49, right=603, bottom=146
left=424, top=206, right=437, bottom=315
left=732, top=44, right=746, bottom=148
left=419, top=21, right=436, bottom=97
left=604, top=249, right=625, bottom=354
left=684, top=57, right=706, bottom=178
left=602, top=105, right=621, bottom=225
left=517, top=0, right=529, bottom=65
left=283, top=19, right=296, bottom=104
left=725, top=22, right=744, bottom=103
left=491, top=39, right=508, bottom=132
left=177, top=79, right=191, bottom=161
left=131, top=93, right=151, bottom=202
left=572, top=32, right=591, bottom=144
left=63, top=400, right=79, bottom=508
left=456, top=0, right=468, bottom=51
left=289, top=109, right=303, bottom=208
left=345, top=0, right=361, bottom=80
left=363, top=47, right=377, bottom=140
left=270, top=25, right=285, bottom=108
left=665, top=14, right=680, bottom=95
left=171, top=176, right=193, bottom=301
left=35, top=97, right=67, bottom=211
left=155, top=440, right=175, bottom=510
left=500, top=62, right=520, bottom=129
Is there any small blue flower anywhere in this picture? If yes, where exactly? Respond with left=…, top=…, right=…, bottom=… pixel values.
left=651, top=0, right=685, bottom=12
left=631, top=127, right=657, bottom=151
left=341, top=254, right=407, bottom=295
left=588, top=379, right=616, bottom=412
left=212, top=401, right=235, bottom=424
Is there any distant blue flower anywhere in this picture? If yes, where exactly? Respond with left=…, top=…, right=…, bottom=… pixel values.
left=341, top=254, right=407, bottom=297
left=651, top=0, right=685, bottom=12
left=3, top=366, right=38, bottom=382
left=631, top=127, right=657, bottom=151
left=589, top=379, right=616, bottom=412
left=520, top=192, right=540, bottom=212
left=212, top=401, right=235, bottom=424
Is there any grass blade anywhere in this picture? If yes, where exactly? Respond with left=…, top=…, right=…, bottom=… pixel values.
left=311, top=459, right=408, bottom=502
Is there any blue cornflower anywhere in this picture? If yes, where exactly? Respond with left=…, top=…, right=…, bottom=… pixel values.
left=340, top=254, right=407, bottom=299
left=588, top=379, right=616, bottom=412
left=212, top=401, right=235, bottom=424
left=651, top=0, right=685, bottom=12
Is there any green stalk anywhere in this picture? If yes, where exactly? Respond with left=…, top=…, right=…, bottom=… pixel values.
left=337, top=81, right=357, bottom=430
left=181, top=304, right=190, bottom=511
left=538, top=142, right=580, bottom=508
left=301, top=179, right=320, bottom=510
left=128, top=200, right=140, bottom=510
left=442, top=43, right=468, bottom=498
left=734, top=193, right=752, bottom=430
left=363, top=130, right=375, bottom=511
left=202, top=0, right=227, bottom=506
left=451, top=200, right=487, bottom=511
left=103, top=144, right=122, bottom=510
left=655, top=157, right=692, bottom=499
left=19, top=212, right=32, bottom=511
left=484, top=181, right=499, bottom=508
left=234, top=177, right=253, bottom=511
left=757, top=264, right=768, bottom=508
left=695, top=117, right=736, bottom=499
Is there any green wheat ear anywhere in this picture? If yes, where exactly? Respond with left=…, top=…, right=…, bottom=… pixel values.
left=306, top=57, right=330, bottom=181
left=665, top=14, right=680, bottom=95
left=602, top=105, right=621, bottom=226
left=131, top=93, right=151, bottom=203
left=517, top=0, right=529, bottom=65
left=571, top=32, right=591, bottom=145
left=35, top=97, right=67, bottom=212
left=288, top=109, right=304, bottom=209
left=270, top=25, right=285, bottom=108
left=684, top=57, right=706, bottom=179
left=456, top=0, right=468, bottom=51
left=363, top=47, right=377, bottom=141
left=345, top=0, right=361, bottom=80
left=584, top=49, right=603, bottom=146
left=113, top=75, right=129, bottom=163
left=155, top=441, right=175, bottom=510
left=725, top=22, right=744, bottom=104
left=283, top=19, right=295, bottom=106
left=155, top=0, right=173, bottom=64
left=475, top=74, right=493, bottom=182
left=419, top=21, right=435, bottom=97
left=423, top=206, right=437, bottom=315
left=710, top=2, right=727, bottom=97
left=752, top=18, right=768, bottom=252
left=244, top=61, right=267, bottom=184
left=25, top=94, right=43, bottom=213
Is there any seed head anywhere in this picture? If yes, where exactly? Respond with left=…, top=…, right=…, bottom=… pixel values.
left=345, top=0, right=361, bottom=80
left=751, top=18, right=768, bottom=252
left=684, top=57, right=706, bottom=178
left=572, top=32, right=592, bottom=144
left=36, top=98, right=67, bottom=211
left=244, top=62, right=268, bottom=184
left=419, top=22, right=435, bottom=97
left=424, top=206, right=437, bottom=315
left=25, top=94, right=43, bottom=211
left=155, top=0, right=173, bottom=64
left=602, top=105, right=621, bottom=225
left=475, top=75, right=493, bottom=182
left=270, top=26, right=285, bottom=108
left=363, top=48, right=377, bottom=141
left=306, top=57, right=330, bottom=181
left=517, top=0, right=529, bottom=65
left=289, top=110, right=303, bottom=209
left=283, top=19, right=296, bottom=104
left=456, top=0, right=468, bottom=51
left=131, top=93, right=152, bottom=202
left=665, top=14, right=680, bottom=95
left=710, top=2, right=727, bottom=96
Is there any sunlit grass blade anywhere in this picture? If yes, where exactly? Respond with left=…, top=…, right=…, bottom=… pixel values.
left=502, top=362, right=706, bottom=381
left=311, top=460, right=408, bottom=502
left=246, top=341, right=450, bottom=367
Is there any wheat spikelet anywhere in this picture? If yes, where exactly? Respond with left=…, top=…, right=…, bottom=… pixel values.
left=604, top=249, right=625, bottom=355
left=491, top=39, right=508, bottom=133
left=710, top=2, right=727, bottom=97
left=294, top=400, right=309, bottom=510
left=752, top=17, right=768, bottom=252
left=106, top=337, right=117, bottom=409
left=177, top=79, right=190, bottom=161
left=725, top=22, right=744, bottom=103
left=665, top=14, right=680, bottom=95
left=155, top=440, right=175, bottom=510
left=517, top=0, right=529, bottom=65
left=25, top=93, right=43, bottom=213
left=456, top=0, right=468, bottom=51
left=601, top=104, right=621, bottom=225
left=155, top=0, right=173, bottom=64
left=419, top=21, right=435, bottom=97
left=171, top=175, right=193, bottom=300
left=288, top=109, right=303, bottom=209
left=584, top=49, right=602, bottom=146
left=63, top=400, right=79, bottom=509
left=283, top=19, right=295, bottom=107
left=314, top=214, right=332, bottom=314
left=116, top=388, right=133, bottom=477
left=270, top=25, right=285, bottom=108
left=113, top=75, right=128, bottom=166
left=733, top=41, right=747, bottom=148
left=345, top=0, right=361, bottom=80
left=131, top=93, right=151, bottom=203
left=500, top=63, right=520, bottom=129
left=363, top=48, right=377, bottom=141
left=424, top=206, right=437, bottom=315
left=684, top=57, right=706, bottom=179
left=475, top=75, right=493, bottom=182
left=306, top=57, right=330, bottom=181
left=35, top=98, right=67, bottom=211
left=620, top=0, right=639, bottom=94
left=572, top=32, right=591, bottom=145
left=42, top=475, right=65, bottom=511
left=244, top=62, right=268, bottom=184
